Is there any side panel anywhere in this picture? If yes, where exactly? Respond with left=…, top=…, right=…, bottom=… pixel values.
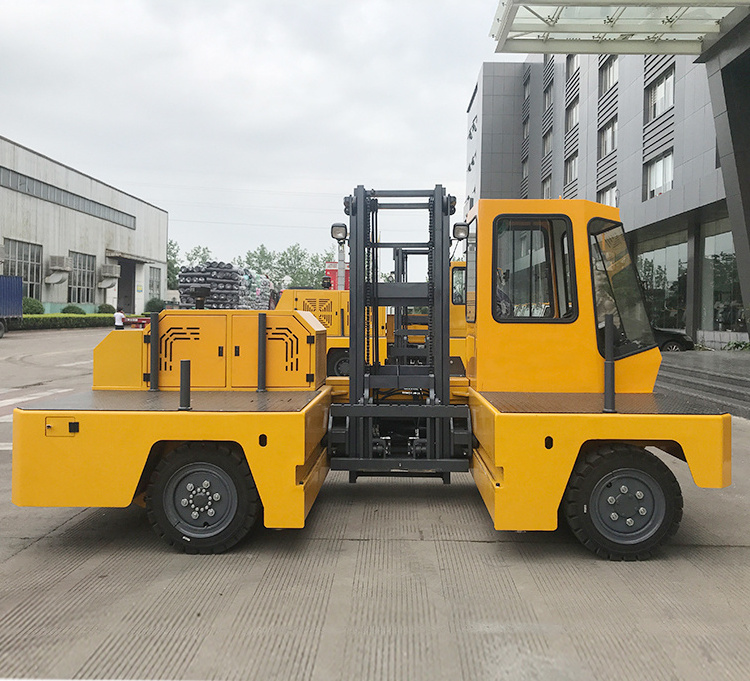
left=157, top=315, right=227, bottom=388
left=469, top=390, right=731, bottom=531
left=93, top=329, right=148, bottom=390
left=12, top=388, right=332, bottom=528
left=231, top=313, right=321, bottom=389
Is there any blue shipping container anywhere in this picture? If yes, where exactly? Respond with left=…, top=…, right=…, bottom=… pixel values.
left=0, top=275, right=23, bottom=318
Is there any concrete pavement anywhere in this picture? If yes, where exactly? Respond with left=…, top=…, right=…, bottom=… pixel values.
left=1, top=330, right=748, bottom=680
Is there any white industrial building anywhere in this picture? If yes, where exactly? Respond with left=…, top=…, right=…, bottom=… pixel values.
left=0, top=135, right=167, bottom=314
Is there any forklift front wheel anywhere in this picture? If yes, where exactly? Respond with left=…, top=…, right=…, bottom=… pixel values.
left=146, top=442, right=261, bottom=554
left=562, top=444, right=683, bottom=561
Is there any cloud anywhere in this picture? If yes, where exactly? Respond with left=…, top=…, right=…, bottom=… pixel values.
left=0, top=0, right=503, bottom=260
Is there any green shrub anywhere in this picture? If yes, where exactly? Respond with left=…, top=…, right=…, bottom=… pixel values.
left=22, top=297, right=45, bottom=314
left=61, top=304, right=86, bottom=315
left=7, top=314, right=115, bottom=331
left=144, top=298, right=166, bottom=313
left=98, top=303, right=116, bottom=314
left=724, top=340, right=750, bottom=351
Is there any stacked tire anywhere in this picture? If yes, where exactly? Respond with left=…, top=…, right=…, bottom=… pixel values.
left=178, top=262, right=274, bottom=310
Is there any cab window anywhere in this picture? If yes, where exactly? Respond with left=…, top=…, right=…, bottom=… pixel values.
left=466, top=219, right=477, bottom=323
left=451, top=265, right=466, bottom=305
left=492, top=216, right=576, bottom=321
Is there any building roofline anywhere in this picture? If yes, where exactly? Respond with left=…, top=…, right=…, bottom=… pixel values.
left=0, top=134, right=168, bottom=215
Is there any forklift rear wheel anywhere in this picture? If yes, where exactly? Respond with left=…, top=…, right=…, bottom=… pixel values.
left=146, top=442, right=261, bottom=554
left=562, top=444, right=683, bottom=560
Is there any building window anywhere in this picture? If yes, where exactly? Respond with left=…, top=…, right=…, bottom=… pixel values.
left=3, top=238, right=43, bottom=300
left=645, top=151, right=674, bottom=199
left=646, top=67, right=675, bottom=123
left=566, top=54, right=580, bottom=80
left=565, top=98, right=579, bottom=133
left=149, top=266, right=162, bottom=301
left=541, top=176, right=552, bottom=199
left=701, top=219, right=747, bottom=332
left=597, top=184, right=618, bottom=207
left=522, top=118, right=530, bottom=140
left=636, top=231, right=688, bottom=329
left=0, top=166, right=136, bottom=230
left=522, top=158, right=529, bottom=179
left=599, top=56, right=618, bottom=97
left=543, top=84, right=553, bottom=111
left=598, top=117, right=618, bottom=159
left=523, top=78, right=530, bottom=101
left=542, top=130, right=553, bottom=156
left=68, top=251, right=96, bottom=304
left=564, top=154, right=578, bottom=185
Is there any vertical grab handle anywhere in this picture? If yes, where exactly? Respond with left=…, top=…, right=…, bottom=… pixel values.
left=603, top=313, right=616, bottom=413
left=258, top=313, right=267, bottom=392
left=149, top=312, right=159, bottom=392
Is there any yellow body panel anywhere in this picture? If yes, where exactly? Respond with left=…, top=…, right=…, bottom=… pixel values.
left=93, top=328, right=148, bottom=390
left=469, top=388, right=731, bottom=530
left=93, top=309, right=327, bottom=391
left=12, top=387, right=331, bottom=528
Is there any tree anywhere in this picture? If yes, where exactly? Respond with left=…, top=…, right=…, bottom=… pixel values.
left=167, top=239, right=181, bottom=289
left=184, top=245, right=214, bottom=268
left=238, top=243, right=334, bottom=289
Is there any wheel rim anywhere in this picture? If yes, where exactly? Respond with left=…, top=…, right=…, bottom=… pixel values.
left=334, top=355, right=350, bottom=376
left=590, top=468, right=666, bottom=545
left=662, top=341, right=681, bottom=352
left=163, top=462, right=239, bottom=539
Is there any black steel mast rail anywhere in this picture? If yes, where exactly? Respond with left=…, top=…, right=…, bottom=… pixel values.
left=375, top=202, right=431, bottom=210
left=368, top=189, right=439, bottom=197
left=335, top=184, right=470, bottom=476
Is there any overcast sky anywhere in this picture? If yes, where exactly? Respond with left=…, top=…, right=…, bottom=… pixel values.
left=0, top=1, right=508, bottom=262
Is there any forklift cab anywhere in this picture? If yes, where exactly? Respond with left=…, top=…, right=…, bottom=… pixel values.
left=464, top=199, right=661, bottom=394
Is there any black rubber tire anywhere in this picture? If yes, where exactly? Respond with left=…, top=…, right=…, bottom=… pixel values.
left=327, top=349, right=350, bottom=377
left=146, top=442, right=261, bottom=554
left=0, top=320, right=5, bottom=339
left=661, top=340, right=684, bottom=352
left=562, top=444, right=683, bottom=561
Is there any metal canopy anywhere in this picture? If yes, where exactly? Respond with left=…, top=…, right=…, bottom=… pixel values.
left=491, top=2, right=750, bottom=54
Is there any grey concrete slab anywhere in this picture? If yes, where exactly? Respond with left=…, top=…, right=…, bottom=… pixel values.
left=1, top=330, right=749, bottom=680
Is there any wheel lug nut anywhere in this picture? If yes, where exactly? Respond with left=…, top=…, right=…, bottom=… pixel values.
left=626, top=518, right=635, bottom=527
left=620, top=485, right=628, bottom=494
left=607, top=496, right=616, bottom=505
left=202, top=480, right=210, bottom=489
left=213, top=493, right=221, bottom=501
left=180, top=499, right=189, bottom=507
left=610, top=512, right=619, bottom=521
left=191, top=511, right=199, bottom=520
left=639, top=507, right=647, bottom=516
left=186, top=483, right=195, bottom=492
left=635, top=491, right=644, bottom=500
left=207, top=508, right=215, bottom=517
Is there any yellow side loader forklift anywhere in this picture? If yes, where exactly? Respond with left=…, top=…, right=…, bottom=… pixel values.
left=12, top=187, right=731, bottom=559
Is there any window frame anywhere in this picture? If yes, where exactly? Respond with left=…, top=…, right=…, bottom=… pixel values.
left=542, top=129, right=552, bottom=156
left=645, top=67, right=675, bottom=123
left=68, top=251, right=97, bottom=304
left=564, top=153, right=578, bottom=186
left=491, top=213, right=578, bottom=325
left=599, top=56, right=618, bottom=97
left=645, top=150, right=674, bottom=199
left=597, top=117, right=618, bottom=159
left=543, top=83, right=553, bottom=111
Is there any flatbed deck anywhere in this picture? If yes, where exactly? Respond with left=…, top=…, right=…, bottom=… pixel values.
left=479, top=390, right=727, bottom=415
left=16, top=390, right=322, bottom=413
